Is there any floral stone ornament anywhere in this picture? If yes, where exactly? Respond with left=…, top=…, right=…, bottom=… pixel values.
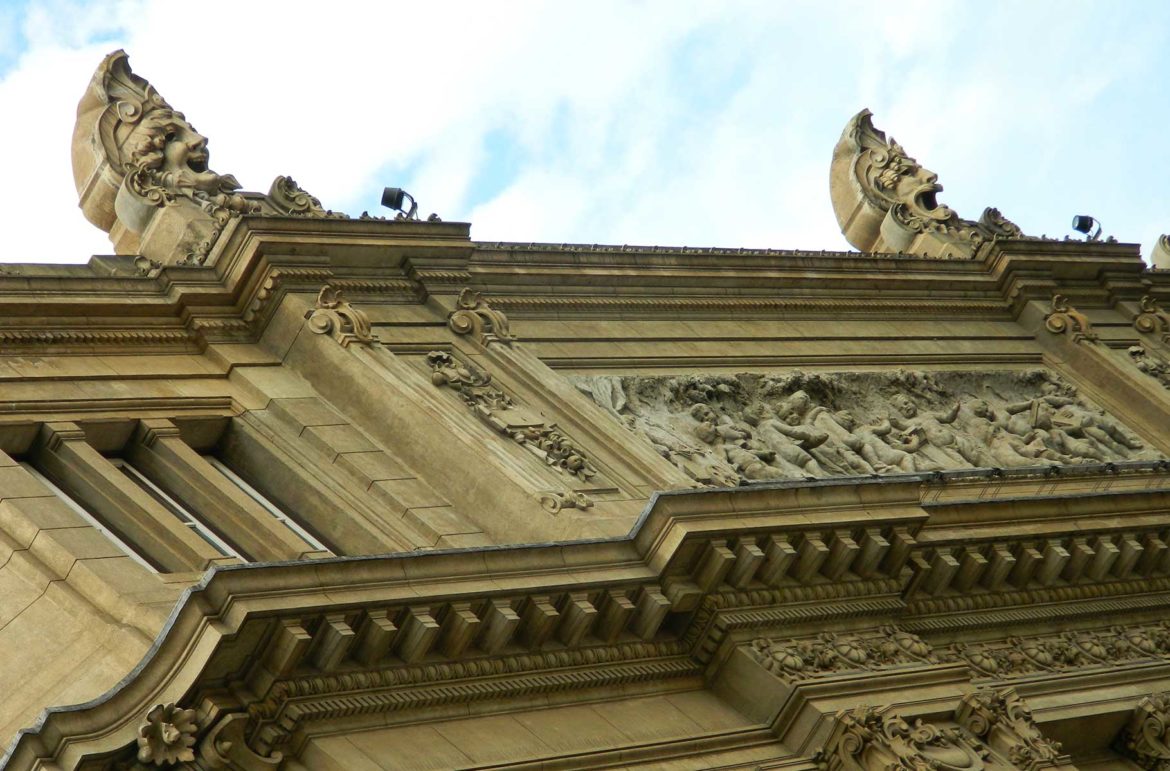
left=136, top=703, right=198, bottom=765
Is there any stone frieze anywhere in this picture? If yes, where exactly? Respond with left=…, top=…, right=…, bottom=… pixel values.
left=574, top=369, right=1158, bottom=486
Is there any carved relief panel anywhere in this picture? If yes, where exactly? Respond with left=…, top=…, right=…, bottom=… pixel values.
left=574, top=369, right=1160, bottom=487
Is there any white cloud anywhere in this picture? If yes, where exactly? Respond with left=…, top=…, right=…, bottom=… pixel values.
left=0, top=1, right=1167, bottom=263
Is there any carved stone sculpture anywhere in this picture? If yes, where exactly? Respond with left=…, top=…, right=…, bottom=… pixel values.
left=813, top=705, right=990, bottom=770
left=956, top=689, right=1066, bottom=770
left=1116, top=692, right=1170, bottom=769
left=428, top=351, right=597, bottom=481
left=448, top=288, right=516, bottom=346
left=73, top=51, right=344, bottom=267
left=136, top=703, right=197, bottom=766
left=574, top=370, right=1158, bottom=487
left=305, top=285, right=376, bottom=346
left=1130, top=346, right=1170, bottom=390
left=830, top=109, right=1026, bottom=259
left=1044, top=295, right=1098, bottom=343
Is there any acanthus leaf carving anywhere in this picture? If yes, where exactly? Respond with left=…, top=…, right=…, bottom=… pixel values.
left=448, top=288, right=517, bottom=346
left=1044, top=294, right=1098, bottom=343
left=427, top=351, right=597, bottom=481
left=305, top=285, right=376, bottom=347
left=956, top=688, right=1066, bottom=770
left=813, top=705, right=990, bottom=771
left=266, top=175, right=348, bottom=219
left=1116, top=692, right=1170, bottom=769
left=750, top=626, right=936, bottom=684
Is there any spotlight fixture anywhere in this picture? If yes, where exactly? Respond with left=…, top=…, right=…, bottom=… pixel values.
left=1071, top=215, right=1102, bottom=241
left=381, top=187, right=418, bottom=220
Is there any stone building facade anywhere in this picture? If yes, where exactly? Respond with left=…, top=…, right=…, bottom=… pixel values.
left=2, top=50, right=1170, bottom=770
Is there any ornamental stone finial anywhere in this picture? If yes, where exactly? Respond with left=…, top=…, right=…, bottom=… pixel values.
left=830, top=109, right=1026, bottom=259
left=73, top=51, right=346, bottom=267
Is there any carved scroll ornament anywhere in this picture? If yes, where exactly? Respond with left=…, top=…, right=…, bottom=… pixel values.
left=305, top=285, right=376, bottom=346
left=428, top=351, right=597, bottom=481
left=448, top=288, right=516, bottom=346
left=956, top=689, right=1065, bottom=770
left=813, top=706, right=990, bottom=770
left=1044, top=294, right=1098, bottom=343
left=1116, top=693, right=1170, bottom=769
left=830, top=109, right=1027, bottom=259
left=266, top=175, right=347, bottom=219
left=1134, top=295, right=1170, bottom=338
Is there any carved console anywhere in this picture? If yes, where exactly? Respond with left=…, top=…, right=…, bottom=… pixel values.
left=1116, top=693, right=1170, bottom=769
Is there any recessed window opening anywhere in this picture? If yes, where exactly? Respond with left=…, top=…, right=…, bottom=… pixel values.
left=19, top=461, right=159, bottom=573
left=204, top=456, right=330, bottom=553
left=110, top=459, right=246, bottom=561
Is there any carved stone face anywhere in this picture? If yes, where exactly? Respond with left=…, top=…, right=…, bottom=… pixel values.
left=878, top=153, right=946, bottom=222
left=891, top=394, right=918, bottom=418
left=690, top=403, right=716, bottom=423
left=160, top=120, right=219, bottom=193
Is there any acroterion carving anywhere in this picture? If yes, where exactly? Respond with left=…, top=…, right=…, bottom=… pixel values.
left=1116, top=693, right=1170, bottom=769
left=73, top=51, right=348, bottom=266
left=956, top=689, right=1065, bottom=770
left=1044, top=294, right=1097, bottom=343
left=813, top=705, right=990, bottom=770
left=830, top=109, right=1027, bottom=259
left=575, top=370, right=1156, bottom=486
left=73, top=51, right=258, bottom=264
left=428, top=351, right=597, bottom=481
left=448, top=288, right=517, bottom=346
left=266, top=176, right=346, bottom=219
left=135, top=703, right=197, bottom=766
left=305, top=285, right=376, bottom=346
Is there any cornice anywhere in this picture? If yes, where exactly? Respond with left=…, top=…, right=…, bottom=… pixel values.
left=13, top=465, right=1170, bottom=769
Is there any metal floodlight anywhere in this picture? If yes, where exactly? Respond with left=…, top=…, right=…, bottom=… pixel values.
left=1071, top=215, right=1102, bottom=241
left=381, top=187, right=418, bottom=220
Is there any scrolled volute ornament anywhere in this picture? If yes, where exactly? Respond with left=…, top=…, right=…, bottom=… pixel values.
left=813, top=705, right=989, bottom=771
left=955, top=688, right=1065, bottom=770
left=1116, top=693, right=1170, bottom=769
left=197, top=712, right=283, bottom=771
left=266, top=176, right=347, bottom=219
left=305, top=285, right=376, bottom=347
left=448, top=288, right=517, bottom=346
left=136, top=703, right=198, bottom=766
left=1043, top=294, right=1098, bottom=344
left=1134, top=295, right=1170, bottom=337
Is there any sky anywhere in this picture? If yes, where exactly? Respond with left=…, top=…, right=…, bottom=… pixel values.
left=0, top=0, right=1167, bottom=264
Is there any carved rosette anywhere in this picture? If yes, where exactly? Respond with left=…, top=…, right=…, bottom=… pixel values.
left=813, top=705, right=989, bottom=770
left=305, top=285, right=376, bottom=347
left=1043, top=294, right=1098, bottom=343
left=956, top=688, right=1065, bottom=770
left=136, top=703, right=197, bottom=766
left=427, top=351, right=597, bottom=481
left=448, top=288, right=517, bottom=346
left=1116, top=693, right=1170, bottom=769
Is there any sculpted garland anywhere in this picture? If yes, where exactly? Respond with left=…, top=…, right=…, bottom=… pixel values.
left=574, top=370, right=1157, bottom=486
